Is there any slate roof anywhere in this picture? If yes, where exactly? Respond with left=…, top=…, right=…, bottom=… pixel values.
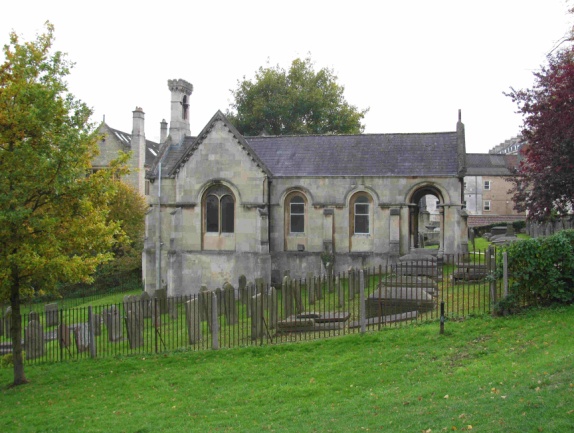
left=147, top=111, right=462, bottom=179
left=107, top=126, right=159, bottom=166
left=465, top=153, right=518, bottom=176
left=245, top=132, right=460, bottom=177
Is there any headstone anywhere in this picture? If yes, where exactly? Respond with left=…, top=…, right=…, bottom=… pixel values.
left=73, top=323, right=90, bottom=353
left=315, top=274, right=323, bottom=300
left=293, top=279, right=303, bottom=314
left=154, top=288, right=168, bottom=314
left=223, top=283, right=238, bottom=325
left=168, top=297, right=179, bottom=321
left=185, top=298, right=202, bottom=344
left=268, top=287, right=278, bottom=330
left=140, top=292, right=152, bottom=318
left=238, top=275, right=247, bottom=304
left=251, top=293, right=264, bottom=340
left=24, top=320, right=45, bottom=359
left=45, top=303, right=59, bottom=327
left=58, top=323, right=71, bottom=349
left=215, top=288, right=223, bottom=317
left=151, top=299, right=162, bottom=328
left=199, top=287, right=213, bottom=331
left=29, top=311, right=40, bottom=323
left=336, top=275, right=344, bottom=308
left=92, top=313, right=102, bottom=336
left=246, top=282, right=254, bottom=318
left=105, top=306, right=123, bottom=342
left=125, top=310, right=144, bottom=349
left=307, top=273, right=315, bottom=305
left=282, top=275, right=293, bottom=318
left=349, top=270, right=356, bottom=300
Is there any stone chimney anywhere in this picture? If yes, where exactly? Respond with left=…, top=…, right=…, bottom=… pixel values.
left=160, top=119, right=168, bottom=145
left=168, top=79, right=193, bottom=144
left=131, top=107, right=146, bottom=194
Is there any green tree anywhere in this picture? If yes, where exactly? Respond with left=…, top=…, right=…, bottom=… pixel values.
left=226, top=57, right=368, bottom=136
left=0, top=24, right=125, bottom=386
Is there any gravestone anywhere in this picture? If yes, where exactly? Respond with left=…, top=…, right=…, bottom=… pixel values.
left=366, top=287, right=435, bottom=318
left=105, top=306, right=123, bottom=342
left=29, top=311, right=40, bottom=323
left=349, top=270, right=356, bottom=300
left=24, top=320, right=45, bottom=359
left=58, top=323, right=71, bottom=349
left=199, top=287, right=213, bottom=331
left=185, top=298, right=202, bottom=344
left=215, top=288, right=223, bottom=317
left=140, top=292, right=152, bottom=318
left=45, top=303, right=59, bottom=327
left=73, top=323, right=90, bottom=353
left=246, top=282, right=254, bottom=318
left=268, top=287, right=278, bottom=330
left=307, top=273, right=315, bottom=305
left=255, top=278, right=265, bottom=295
left=223, top=283, right=238, bottom=325
left=92, top=313, right=102, bottom=336
left=293, top=279, right=303, bottom=314
left=125, top=310, right=144, bottom=349
left=154, top=288, right=168, bottom=314
left=282, top=275, right=293, bottom=318
left=251, top=293, right=264, bottom=340
left=168, top=297, right=179, bottom=321
left=336, top=276, right=344, bottom=308
left=238, top=275, right=248, bottom=304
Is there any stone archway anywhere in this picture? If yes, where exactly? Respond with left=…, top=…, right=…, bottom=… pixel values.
left=408, top=185, right=444, bottom=251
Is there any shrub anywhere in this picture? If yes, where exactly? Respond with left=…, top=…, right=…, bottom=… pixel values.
left=500, top=229, right=574, bottom=308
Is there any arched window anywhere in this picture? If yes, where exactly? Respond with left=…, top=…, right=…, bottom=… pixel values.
left=354, top=195, right=370, bottom=234
left=204, top=186, right=235, bottom=234
left=290, top=195, right=305, bottom=233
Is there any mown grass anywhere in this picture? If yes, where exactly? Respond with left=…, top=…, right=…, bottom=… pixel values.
left=1, top=305, right=573, bottom=433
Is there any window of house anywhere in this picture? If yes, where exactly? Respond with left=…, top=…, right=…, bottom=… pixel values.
left=204, top=186, right=235, bottom=234
left=484, top=180, right=491, bottom=190
left=290, top=195, right=305, bottom=233
left=483, top=200, right=491, bottom=212
left=354, top=196, right=370, bottom=234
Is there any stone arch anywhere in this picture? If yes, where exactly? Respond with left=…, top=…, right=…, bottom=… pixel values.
left=196, top=179, right=242, bottom=206
left=405, top=182, right=450, bottom=250
left=343, top=185, right=380, bottom=208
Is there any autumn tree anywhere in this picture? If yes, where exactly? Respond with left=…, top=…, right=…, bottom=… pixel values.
left=226, top=57, right=368, bottom=136
left=507, top=46, right=574, bottom=221
left=0, top=24, right=126, bottom=386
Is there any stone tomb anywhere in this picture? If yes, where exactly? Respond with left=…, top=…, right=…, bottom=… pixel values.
left=366, top=286, right=435, bottom=318
left=45, top=303, right=59, bottom=327
left=277, top=312, right=351, bottom=333
left=73, top=323, right=90, bottom=353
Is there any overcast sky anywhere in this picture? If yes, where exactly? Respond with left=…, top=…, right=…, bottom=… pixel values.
left=2, top=0, right=572, bottom=153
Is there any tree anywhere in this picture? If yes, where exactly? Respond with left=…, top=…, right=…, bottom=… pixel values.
left=226, top=57, right=368, bottom=136
left=506, top=46, right=574, bottom=222
left=0, top=24, right=125, bottom=386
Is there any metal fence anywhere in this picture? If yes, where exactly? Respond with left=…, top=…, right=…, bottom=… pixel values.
left=1, top=250, right=506, bottom=365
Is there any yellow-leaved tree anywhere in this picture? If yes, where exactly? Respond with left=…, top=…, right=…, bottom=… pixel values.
left=0, top=23, right=127, bottom=386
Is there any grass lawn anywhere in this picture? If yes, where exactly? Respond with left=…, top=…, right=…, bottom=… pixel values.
left=1, top=305, right=573, bottom=433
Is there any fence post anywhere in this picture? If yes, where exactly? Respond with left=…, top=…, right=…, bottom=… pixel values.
left=88, top=306, right=97, bottom=359
left=211, top=292, right=219, bottom=350
left=487, top=246, right=497, bottom=314
left=59, top=308, right=64, bottom=362
left=503, top=251, right=508, bottom=298
left=359, top=270, right=366, bottom=334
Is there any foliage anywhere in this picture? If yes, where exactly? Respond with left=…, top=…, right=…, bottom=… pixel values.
left=498, top=230, right=574, bottom=308
left=0, top=23, right=126, bottom=385
left=1, top=306, right=573, bottom=432
left=226, top=57, right=368, bottom=136
left=506, top=46, right=574, bottom=222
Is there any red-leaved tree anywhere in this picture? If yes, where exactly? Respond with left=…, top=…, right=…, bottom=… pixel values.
left=507, top=47, right=574, bottom=222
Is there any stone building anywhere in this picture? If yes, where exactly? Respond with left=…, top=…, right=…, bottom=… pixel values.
left=464, top=153, right=526, bottom=227
left=93, top=108, right=159, bottom=196
left=143, top=78, right=470, bottom=295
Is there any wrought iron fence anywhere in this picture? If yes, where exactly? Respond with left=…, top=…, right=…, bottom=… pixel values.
left=1, top=250, right=506, bottom=365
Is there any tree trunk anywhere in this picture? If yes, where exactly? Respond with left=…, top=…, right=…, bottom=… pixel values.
left=10, top=279, right=28, bottom=386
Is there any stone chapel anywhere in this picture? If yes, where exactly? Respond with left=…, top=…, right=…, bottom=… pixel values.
left=143, top=78, right=469, bottom=295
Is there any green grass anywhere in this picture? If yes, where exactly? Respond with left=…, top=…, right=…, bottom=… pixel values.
left=1, top=305, right=573, bottom=433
